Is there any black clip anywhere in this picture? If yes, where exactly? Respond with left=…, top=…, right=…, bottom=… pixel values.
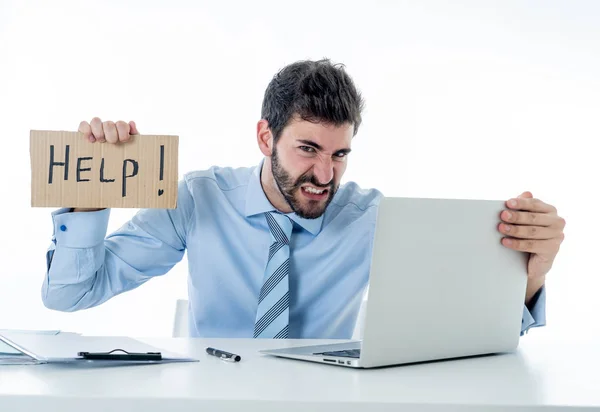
left=77, top=348, right=162, bottom=361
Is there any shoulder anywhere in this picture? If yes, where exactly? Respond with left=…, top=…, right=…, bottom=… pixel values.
left=163, top=165, right=254, bottom=223
left=182, top=165, right=255, bottom=193
left=330, top=181, right=383, bottom=212
left=321, top=181, right=382, bottom=232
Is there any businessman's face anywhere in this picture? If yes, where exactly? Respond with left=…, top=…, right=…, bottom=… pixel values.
left=271, top=118, right=353, bottom=219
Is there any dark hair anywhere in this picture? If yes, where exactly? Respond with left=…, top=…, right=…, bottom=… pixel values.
left=261, top=58, right=364, bottom=143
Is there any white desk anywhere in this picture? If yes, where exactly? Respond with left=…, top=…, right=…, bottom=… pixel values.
left=1, top=336, right=599, bottom=411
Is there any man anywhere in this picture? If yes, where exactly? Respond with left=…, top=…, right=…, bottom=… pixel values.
left=42, top=59, right=565, bottom=339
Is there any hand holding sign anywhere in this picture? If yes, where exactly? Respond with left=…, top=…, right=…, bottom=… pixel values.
left=79, top=117, right=139, bottom=144
left=30, top=118, right=178, bottom=209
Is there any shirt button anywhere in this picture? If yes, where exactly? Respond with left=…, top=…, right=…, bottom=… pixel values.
left=60, top=225, right=67, bottom=232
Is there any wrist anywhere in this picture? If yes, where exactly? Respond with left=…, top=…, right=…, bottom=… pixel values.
left=525, top=275, right=545, bottom=307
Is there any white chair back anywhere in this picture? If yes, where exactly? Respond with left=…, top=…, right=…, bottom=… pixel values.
left=172, top=298, right=189, bottom=337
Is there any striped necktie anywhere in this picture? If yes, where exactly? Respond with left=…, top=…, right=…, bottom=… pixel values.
left=253, top=212, right=293, bottom=339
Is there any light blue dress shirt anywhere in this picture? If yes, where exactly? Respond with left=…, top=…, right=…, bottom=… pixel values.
left=43, top=161, right=546, bottom=338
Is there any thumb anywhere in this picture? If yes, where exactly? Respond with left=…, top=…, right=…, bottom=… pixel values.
left=518, top=191, right=533, bottom=199
left=129, top=120, right=140, bottom=135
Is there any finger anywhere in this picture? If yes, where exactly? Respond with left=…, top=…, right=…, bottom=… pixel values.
left=128, top=120, right=139, bottom=135
left=501, top=237, right=563, bottom=254
left=505, top=197, right=557, bottom=213
left=556, top=216, right=567, bottom=230
left=518, top=191, right=533, bottom=199
left=90, top=117, right=105, bottom=142
left=103, top=121, right=118, bottom=143
left=501, top=210, right=558, bottom=227
left=78, top=121, right=94, bottom=142
left=498, top=223, right=561, bottom=240
left=115, top=120, right=131, bottom=142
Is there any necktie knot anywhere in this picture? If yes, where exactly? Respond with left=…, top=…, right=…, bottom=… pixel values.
left=265, top=211, right=293, bottom=245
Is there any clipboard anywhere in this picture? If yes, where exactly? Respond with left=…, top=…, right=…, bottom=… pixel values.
left=78, top=349, right=163, bottom=361
left=0, top=332, right=198, bottom=365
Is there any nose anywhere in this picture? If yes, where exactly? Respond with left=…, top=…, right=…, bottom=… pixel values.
left=313, top=157, right=334, bottom=186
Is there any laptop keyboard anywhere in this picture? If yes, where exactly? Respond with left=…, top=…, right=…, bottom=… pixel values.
left=314, top=349, right=361, bottom=358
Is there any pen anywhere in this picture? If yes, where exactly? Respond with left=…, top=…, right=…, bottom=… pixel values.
left=206, top=347, right=241, bottom=362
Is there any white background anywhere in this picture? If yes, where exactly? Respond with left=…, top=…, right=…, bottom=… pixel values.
left=0, top=0, right=597, bottom=340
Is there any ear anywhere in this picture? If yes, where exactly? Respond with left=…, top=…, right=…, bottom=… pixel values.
left=257, top=119, right=274, bottom=157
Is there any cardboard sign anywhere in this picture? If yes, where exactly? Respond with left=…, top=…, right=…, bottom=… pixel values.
left=30, top=130, right=178, bottom=208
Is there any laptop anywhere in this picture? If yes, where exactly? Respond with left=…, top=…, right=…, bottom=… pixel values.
left=260, top=196, right=529, bottom=368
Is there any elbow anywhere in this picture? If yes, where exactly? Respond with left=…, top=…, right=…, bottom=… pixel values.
left=41, top=282, right=80, bottom=312
left=42, top=296, right=78, bottom=313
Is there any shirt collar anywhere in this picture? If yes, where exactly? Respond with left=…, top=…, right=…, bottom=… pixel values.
left=244, top=159, right=324, bottom=236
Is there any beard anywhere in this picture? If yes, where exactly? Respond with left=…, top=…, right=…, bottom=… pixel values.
left=271, top=147, right=338, bottom=219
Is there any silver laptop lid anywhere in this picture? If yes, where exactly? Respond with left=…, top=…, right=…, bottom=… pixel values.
left=360, top=197, right=528, bottom=368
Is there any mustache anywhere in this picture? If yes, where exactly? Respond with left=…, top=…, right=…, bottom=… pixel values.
left=295, top=173, right=332, bottom=189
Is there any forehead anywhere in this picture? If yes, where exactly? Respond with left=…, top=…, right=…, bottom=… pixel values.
left=280, top=118, right=353, bottom=149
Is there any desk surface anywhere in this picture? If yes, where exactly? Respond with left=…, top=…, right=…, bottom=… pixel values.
left=1, top=335, right=599, bottom=412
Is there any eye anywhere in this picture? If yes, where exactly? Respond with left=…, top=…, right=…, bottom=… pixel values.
left=334, top=152, right=348, bottom=159
left=299, top=146, right=316, bottom=153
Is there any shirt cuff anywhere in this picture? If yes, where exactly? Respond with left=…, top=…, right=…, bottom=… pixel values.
left=521, top=284, right=547, bottom=335
left=51, top=208, right=111, bottom=248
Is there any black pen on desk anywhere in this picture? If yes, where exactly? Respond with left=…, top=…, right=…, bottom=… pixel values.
left=206, top=347, right=241, bottom=362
